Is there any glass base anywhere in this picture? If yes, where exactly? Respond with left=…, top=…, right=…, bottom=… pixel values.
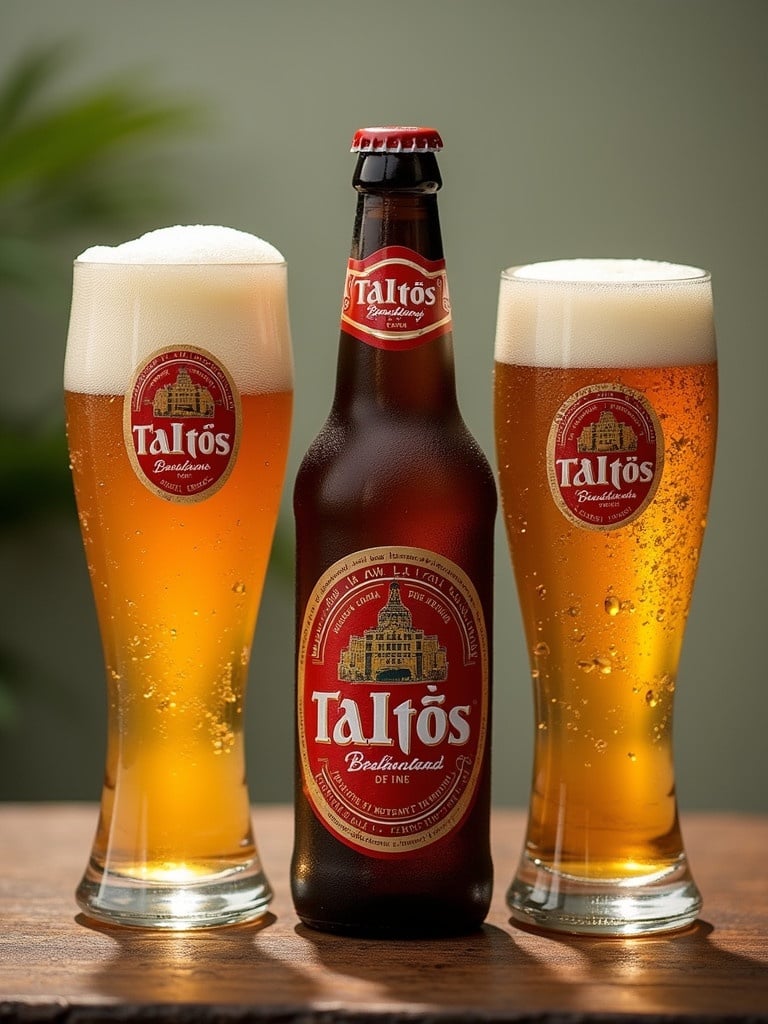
left=507, top=852, right=702, bottom=936
left=76, top=855, right=273, bottom=930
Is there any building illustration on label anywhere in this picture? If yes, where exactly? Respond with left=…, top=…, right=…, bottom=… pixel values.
left=152, top=368, right=216, bottom=418
left=338, top=582, right=448, bottom=683
left=577, top=410, right=638, bottom=453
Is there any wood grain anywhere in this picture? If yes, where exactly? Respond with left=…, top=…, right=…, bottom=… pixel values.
left=0, top=804, right=766, bottom=1022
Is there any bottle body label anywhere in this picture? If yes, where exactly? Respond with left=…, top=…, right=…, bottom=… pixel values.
left=546, top=383, right=664, bottom=530
left=123, top=346, right=241, bottom=503
left=297, top=546, right=488, bottom=857
left=341, top=246, right=451, bottom=350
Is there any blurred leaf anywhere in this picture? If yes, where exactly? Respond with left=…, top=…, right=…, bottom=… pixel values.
left=0, top=44, right=206, bottom=721
left=0, top=42, right=203, bottom=298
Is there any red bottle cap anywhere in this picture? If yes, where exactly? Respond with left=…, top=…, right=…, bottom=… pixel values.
left=351, top=126, right=443, bottom=154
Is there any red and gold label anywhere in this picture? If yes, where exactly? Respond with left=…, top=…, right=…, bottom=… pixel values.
left=547, top=383, right=664, bottom=530
left=297, top=547, right=488, bottom=857
left=123, top=346, right=241, bottom=502
left=340, top=246, right=451, bottom=350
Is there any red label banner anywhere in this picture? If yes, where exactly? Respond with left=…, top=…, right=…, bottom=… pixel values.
left=341, top=246, right=451, bottom=350
left=297, top=547, right=489, bottom=857
left=123, top=346, right=241, bottom=503
left=547, top=383, right=664, bottom=530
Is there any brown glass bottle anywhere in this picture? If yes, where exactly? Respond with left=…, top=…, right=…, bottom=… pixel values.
left=292, top=127, right=496, bottom=937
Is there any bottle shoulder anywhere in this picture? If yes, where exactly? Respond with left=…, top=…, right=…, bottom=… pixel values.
left=294, top=408, right=497, bottom=511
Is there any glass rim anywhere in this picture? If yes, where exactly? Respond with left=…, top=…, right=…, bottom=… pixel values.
left=500, top=258, right=710, bottom=286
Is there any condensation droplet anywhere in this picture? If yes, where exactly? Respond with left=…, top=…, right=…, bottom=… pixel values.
left=567, top=606, right=580, bottom=617
left=232, top=581, right=246, bottom=594
left=533, top=642, right=550, bottom=657
left=645, top=690, right=658, bottom=708
left=656, top=609, right=666, bottom=622
left=594, top=739, right=608, bottom=753
left=628, top=752, right=637, bottom=762
left=577, top=660, right=595, bottom=673
left=604, top=595, right=620, bottom=616
left=535, top=585, right=547, bottom=600
left=595, top=657, right=612, bottom=675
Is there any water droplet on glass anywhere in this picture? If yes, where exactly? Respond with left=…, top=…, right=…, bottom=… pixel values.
left=656, top=609, right=666, bottom=622
left=533, top=642, right=550, bottom=657
left=232, top=581, right=246, bottom=594
left=645, top=690, right=658, bottom=708
left=577, top=660, right=595, bottom=673
left=594, top=739, right=608, bottom=753
left=628, top=752, right=637, bottom=762
left=535, top=584, right=547, bottom=600
left=604, top=595, right=620, bottom=616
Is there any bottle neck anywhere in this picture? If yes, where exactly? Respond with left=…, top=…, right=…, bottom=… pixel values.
left=332, top=159, right=458, bottom=418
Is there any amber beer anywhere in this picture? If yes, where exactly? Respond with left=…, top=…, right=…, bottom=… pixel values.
left=65, top=226, right=293, bottom=928
left=494, top=259, right=717, bottom=935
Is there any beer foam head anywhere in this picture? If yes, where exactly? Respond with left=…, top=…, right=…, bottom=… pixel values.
left=77, top=224, right=285, bottom=265
left=65, top=226, right=293, bottom=395
left=494, top=258, right=716, bottom=368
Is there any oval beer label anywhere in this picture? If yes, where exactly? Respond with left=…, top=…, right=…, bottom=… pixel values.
left=341, top=246, right=451, bottom=350
left=297, top=547, right=489, bottom=858
left=547, top=383, right=664, bottom=530
left=123, top=346, right=241, bottom=502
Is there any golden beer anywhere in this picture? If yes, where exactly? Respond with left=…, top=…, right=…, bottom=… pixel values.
left=65, top=226, right=293, bottom=928
left=494, top=260, right=717, bottom=934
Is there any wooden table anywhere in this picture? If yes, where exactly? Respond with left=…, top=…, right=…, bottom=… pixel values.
left=1, top=805, right=766, bottom=1022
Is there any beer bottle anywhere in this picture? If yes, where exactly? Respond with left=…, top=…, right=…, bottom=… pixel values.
left=292, top=126, right=496, bottom=936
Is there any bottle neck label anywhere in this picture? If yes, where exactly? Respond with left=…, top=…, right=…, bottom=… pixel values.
left=123, top=346, right=241, bottom=503
left=341, top=246, right=452, bottom=350
left=297, top=546, right=489, bottom=858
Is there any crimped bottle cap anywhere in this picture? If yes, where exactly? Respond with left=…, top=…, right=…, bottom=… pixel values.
left=351, top=126, right=443, bottom=153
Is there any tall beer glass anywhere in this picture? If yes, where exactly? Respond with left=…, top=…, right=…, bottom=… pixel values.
left=494, top=259, right=717, bottom=935
left=64, top=225, right=293, bottom=928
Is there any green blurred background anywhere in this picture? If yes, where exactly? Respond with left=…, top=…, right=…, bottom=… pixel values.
left=0, top=0, right=765, bottom=812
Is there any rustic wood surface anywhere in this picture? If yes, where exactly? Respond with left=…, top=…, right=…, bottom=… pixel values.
left=0, top=804, right=766, bottom=1022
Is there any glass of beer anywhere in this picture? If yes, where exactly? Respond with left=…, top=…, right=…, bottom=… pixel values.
left=494, top=259, right=717, bottom=935
left=64, top=225, right=293, bottom=928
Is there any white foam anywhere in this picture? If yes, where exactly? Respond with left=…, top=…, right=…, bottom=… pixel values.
left=77, top=224, right=284, bottom=265
left=65, top=227, right=292, bottom=395
left=494, top=258, right=716, bottom=368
